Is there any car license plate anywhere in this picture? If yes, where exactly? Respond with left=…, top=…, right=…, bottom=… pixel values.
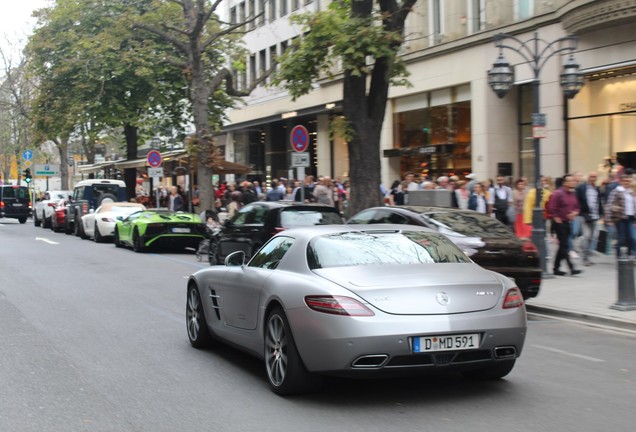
left=172, top=227, right=190, bottom=233
left=413, top=333, right=480, bottom=353
left=13, top=203, right=23, bottom=207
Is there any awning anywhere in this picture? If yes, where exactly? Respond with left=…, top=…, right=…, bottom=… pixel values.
left=114, top=149, right=187, bottom=170
left=76, top=161, right=116, bottom=174
left=209, top=159, right=251, bottom=174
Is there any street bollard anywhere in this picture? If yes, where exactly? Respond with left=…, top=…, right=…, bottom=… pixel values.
left=611, top=247, right=636, bottom=311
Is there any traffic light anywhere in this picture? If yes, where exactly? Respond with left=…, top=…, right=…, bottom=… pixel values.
left=23, top=168, right=32, bottom=184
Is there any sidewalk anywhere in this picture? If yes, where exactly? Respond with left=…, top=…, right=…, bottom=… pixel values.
left=524, top=247, right=636, bottom=331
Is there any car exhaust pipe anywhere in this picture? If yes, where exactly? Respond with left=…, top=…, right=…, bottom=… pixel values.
left=494, top=346, right=517, bottom=359
left=351, top=354, right=389, bottom=368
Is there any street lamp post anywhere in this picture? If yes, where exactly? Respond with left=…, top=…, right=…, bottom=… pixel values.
left=487, top=32, right=585, bottom=274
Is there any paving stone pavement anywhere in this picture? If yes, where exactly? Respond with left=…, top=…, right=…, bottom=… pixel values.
left=524, top=242, right=636, bottom=330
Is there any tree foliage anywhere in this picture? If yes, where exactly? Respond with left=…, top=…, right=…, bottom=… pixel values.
left=274, top=0, right=416, bottom=216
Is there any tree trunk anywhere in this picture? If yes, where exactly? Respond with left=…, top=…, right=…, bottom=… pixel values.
left=56, top=137, right=70, bottom=190
left=124, top=123, right=139, bottom=200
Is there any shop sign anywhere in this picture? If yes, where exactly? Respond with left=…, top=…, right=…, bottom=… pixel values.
left=619, top=102, right=636, bottom=111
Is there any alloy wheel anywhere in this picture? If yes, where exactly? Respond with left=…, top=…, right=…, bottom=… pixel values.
left=265, top=314, right=288, bottom=387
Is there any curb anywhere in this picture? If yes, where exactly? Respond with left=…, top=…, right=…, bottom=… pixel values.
left=526, top=304, right=636, bottom=331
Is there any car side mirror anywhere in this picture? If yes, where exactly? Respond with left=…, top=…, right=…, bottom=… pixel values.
left=225, top=251, right=245, bottom=267
left=116, top=216, right=124, bottom=221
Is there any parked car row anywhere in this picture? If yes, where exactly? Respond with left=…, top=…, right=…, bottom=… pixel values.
left=205, top=202, right=541, bottom=300
left=27, top=188, right=536, bottom=396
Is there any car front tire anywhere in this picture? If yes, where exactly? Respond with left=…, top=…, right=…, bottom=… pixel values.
left=94, top=222, right=103, bottom=243
left=264, top=306, right=322, bottom=395
left=113, top=228, right=122, bottom=248
left=186, top=284, right=212, bottom=348
left=132, top=229, right=145, bottom=252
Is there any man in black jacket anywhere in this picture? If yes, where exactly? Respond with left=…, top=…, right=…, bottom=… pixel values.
left=575, top=171, right=604, bottom=266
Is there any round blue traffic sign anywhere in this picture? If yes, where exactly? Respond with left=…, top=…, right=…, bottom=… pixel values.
left=147, top=150, right=162, bottom=168
left=290, top=125, right=309, bottom=153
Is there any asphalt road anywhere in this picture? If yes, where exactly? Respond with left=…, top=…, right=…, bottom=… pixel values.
left=1, top=218, right=635, bottom=432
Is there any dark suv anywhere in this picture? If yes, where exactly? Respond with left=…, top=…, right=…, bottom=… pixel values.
left=65, top=179, right=127, bottom=235
left=0, top=185, right=32, bottom=223
left=213, top=201, right=343, bottom=264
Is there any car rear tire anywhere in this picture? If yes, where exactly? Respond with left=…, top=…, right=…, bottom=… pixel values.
left=64, top=215, right=73, bottom=235
left=18, top=217, right=27, bottom=224
left=186, top=284, right=213, bottom=348
left=462, top=359, right=516, bottom=380
left=132, top=229, right=145, bottom=253
left=264, top=306, right=322, bottom=395
left=34, top=213, right=41, bottom=227
left=43, top=214, right=52, bottom=229
left=94, top=222, right=103, bottom=243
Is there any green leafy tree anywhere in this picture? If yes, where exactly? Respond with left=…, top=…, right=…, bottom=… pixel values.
left=134, top=0, right=269, bottom=211
left=273, top=0, right=416, bottom=215
left=28, top=0, right=185, bottom=195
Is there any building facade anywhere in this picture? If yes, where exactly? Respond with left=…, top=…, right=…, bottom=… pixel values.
left=222, top=0, right=636, bottom=186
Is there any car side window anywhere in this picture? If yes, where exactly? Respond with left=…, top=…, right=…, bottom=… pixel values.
left=349, top=209, right=376, bottom=224
left=232, top=207, right=255, bottom=225
left=251, top=206, right=268, bottom=224
left=385, top=211, right=408, bottom=224
left=248, top=236, right=294, bottom=270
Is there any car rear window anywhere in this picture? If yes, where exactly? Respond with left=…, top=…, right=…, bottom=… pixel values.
left=307, top=230, right=470, bottom=269
left=421, top=211, right=513, bottom=239
left=2, top=186, right=29, bottom=199
left=280, top=208, right=342, bottom=227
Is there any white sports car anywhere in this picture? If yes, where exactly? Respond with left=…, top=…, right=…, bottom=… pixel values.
left=80, top=202, right=146, bottom=242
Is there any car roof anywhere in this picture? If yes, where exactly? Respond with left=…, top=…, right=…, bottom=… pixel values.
left=74, top=179, right=126, bottom=188
left=100, top=202, right=144, bottom=210
left=243, top=201, right=340, bottom=211
left=360, top=205, right=476, bottom=215
left=280, top=223, right=439, bottom=242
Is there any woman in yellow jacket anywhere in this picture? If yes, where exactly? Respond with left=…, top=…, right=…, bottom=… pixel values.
left=523, top=176, right=554, bottom=226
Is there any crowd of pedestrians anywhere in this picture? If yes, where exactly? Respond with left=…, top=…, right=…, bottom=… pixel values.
left=388, top=168, right=632, bottom=276
left=205, top=176, right=351, bottom=217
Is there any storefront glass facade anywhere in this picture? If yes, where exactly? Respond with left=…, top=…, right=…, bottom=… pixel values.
left=391, top=85, right=471, bottom=180
left=568, top=66, right=636, bottom=179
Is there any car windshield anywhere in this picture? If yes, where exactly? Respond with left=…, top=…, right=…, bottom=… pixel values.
left=307, top=230, right=470, bottom=269
left=420, top=211, right=513, bottom=238
left=280, top=209, right=342, bottom=227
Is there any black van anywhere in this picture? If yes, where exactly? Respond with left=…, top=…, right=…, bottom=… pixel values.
left=0, top=185, right=32, bottom=223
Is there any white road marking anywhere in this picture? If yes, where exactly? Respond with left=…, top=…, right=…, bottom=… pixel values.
left=531, top=344, right=605, bottom=363
left=35, top=237, right=59, bottom=245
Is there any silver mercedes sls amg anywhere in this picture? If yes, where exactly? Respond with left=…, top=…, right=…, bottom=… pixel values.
left=186, top=225, right=527, bottom=395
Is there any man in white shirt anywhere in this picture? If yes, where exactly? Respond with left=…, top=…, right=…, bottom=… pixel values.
left=488, top=175, right=513, bottom=226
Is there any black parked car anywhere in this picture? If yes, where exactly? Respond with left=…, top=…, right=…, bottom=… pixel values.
left=347, top=206, right=541, bottom=299
left=213, top=201, right=343, bottom=263
left=0, top=185, right=31, bottom=223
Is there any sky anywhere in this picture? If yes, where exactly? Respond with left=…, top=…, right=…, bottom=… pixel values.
left=0, top=0, right=50, bottom=62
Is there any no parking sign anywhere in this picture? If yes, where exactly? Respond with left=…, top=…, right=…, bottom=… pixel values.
left=290, top=125, right=309, bottom=153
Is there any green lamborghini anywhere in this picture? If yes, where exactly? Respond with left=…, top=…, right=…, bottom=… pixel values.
left=113, top=210, right=207, bottom=253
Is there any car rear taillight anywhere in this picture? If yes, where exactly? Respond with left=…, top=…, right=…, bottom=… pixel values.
left=0, top=201, right=4, bottom=209
left=47, top=202, right=57, bottom=207
left=503, top=288, right=524, bottom=309
left=522, top=241, right=538, bottom=253
left=305, top=296, right=375, bottom=316
left=272, top=227, right=286, bottom=235
left=81, top=203, right=88, bottom=214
